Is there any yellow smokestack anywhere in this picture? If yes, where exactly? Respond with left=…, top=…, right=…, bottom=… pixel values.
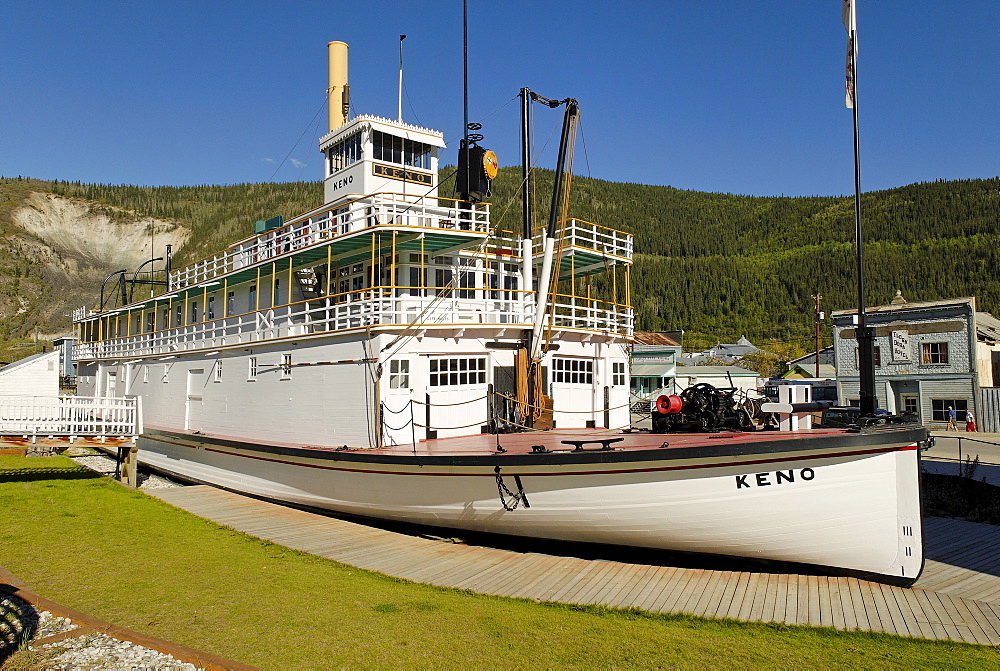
left=327, top=41, right=349, bottom=132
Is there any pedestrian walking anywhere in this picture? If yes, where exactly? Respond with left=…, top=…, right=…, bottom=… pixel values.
left=966, top=411, right=977, bottom=432
left=947, top=406, right=958, bottom=430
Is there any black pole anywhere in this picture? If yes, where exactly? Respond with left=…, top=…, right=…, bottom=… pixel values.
left=463, top=0, right=469, bottom=147
left=546, top=99, right=579, bottom=239
left=850, top=27, right=877, bottom=417
left=520, top=88, right=533, bottom=241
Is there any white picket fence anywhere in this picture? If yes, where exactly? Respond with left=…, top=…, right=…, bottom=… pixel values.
left=0, top=395, right=140, bottom=437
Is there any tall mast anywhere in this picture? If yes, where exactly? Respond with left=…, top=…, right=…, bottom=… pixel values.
left=520, top=88, right=534, bottom=308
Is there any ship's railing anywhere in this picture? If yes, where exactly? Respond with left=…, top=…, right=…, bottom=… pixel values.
left=0, top=395, right=139, bottom=437
left=168, top=193, right=491, bottom=290
left=73, top=289, right=634, bottom=360
left=533, top=218, right=633, bottom=261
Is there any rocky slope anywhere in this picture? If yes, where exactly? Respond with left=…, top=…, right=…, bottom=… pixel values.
left=0, top=180, right=189, bottom=346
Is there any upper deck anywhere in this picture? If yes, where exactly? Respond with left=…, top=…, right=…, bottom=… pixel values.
left=72, top=193, right=634, bottom=362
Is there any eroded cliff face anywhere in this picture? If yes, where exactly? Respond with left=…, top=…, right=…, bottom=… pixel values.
left=2, top=192, right=189, bottom=338
left=13, top=192, right=189, bottom=271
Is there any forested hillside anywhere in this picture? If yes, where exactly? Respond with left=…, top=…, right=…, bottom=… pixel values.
left=1, top=173, right=997, bottom=356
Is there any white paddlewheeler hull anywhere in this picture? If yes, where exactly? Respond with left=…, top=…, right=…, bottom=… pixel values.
left=138, top=425, right=926, bottom=585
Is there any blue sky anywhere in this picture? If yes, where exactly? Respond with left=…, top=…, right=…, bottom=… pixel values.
left=1, top=1, right=996, bottom=197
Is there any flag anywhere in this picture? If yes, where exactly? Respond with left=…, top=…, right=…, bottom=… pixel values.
left=843, top=0, right=857, bottom=108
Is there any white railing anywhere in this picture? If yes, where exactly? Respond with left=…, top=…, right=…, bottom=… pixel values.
left=533, top=218, right=634, bottom=261
left=168, top=193, right=491, bottom=290
left=0, top=395, right=140, bottom=436
left=73, top=291, right=634, bottom=360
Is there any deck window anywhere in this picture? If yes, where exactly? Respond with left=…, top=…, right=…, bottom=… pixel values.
left=248, top=357, right=257, bottom=381
left=281, top=354, right=292, bottom=379
left=429, top=357, right=486, bottom=387
left=612, top=362, right=626, bottom=386
left=922, top=342, right=949, bottom=365
left=552, top=358, right=594, bottom=385
left=390, top=360, right=410, bottom=389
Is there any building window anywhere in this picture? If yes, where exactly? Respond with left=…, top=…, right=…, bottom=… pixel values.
left=248, top=357, right=257, bottom=381
left=552, top=358, right=594, bottom=385
left=612, top=362, right=626, bottom=386
left=922, top=342, right=949, bottom=365
left=854, top=346, right=881, bottom=368
left=389, top=360, right=410, bottom=389
left=281, top=354, right=292, bottom=379
left=429, top=357, right=486, bottom=387
left=214, top=360, right=222, bottom=382
left=932, top=399, right=967, bottom=422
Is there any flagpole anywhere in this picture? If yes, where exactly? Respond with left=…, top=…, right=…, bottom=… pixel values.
left=846, top=4, right=877, bottom=416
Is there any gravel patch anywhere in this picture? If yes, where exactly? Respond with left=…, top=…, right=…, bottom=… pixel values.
left=33, top=631, right=198, bottom=670
left=68, top=453, right=184, bottom=489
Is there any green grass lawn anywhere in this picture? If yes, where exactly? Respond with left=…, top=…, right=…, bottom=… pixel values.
left=2, top=455, right=998, bottom=669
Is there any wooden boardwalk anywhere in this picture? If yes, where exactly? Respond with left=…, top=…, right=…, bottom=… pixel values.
left=150, top=486, right=1000, bottom=645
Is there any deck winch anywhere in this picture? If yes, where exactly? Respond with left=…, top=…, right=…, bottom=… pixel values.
left=651, top=383, right=756, bottom=433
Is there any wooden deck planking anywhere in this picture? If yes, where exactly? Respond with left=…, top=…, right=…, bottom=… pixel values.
left=147, top=486, right=1000, bottom=646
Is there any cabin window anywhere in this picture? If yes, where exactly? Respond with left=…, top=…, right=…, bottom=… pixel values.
left=208, top=296, right=216, bottom=320
left=612, top=362, right=626, bottom=386
left=408, top=267, right=424, bottom=297
left=162, top=363, right=170, bottom=383
left=227, top=291, right=235, bottom=316
left=281, top=354, right=292, bottom=379
left=273, top=277, right=282, bottom=306
left=371, top=130, right=431, bottom=170
left=162, top=307, right=169, bottom=330
left=435, top=268, right=452, bottom=296
left=931, top=399, right=967, bottom=422
left=922, top=342, right=949, bottom=365
left=429, top=357, right=486, bottom=387
left=552, top=357, right=594, bottom=385
left=214, top=360, right=222, bottom=382
left=143, top=366, right=149, bottom=383
left=175, top=305, right=183, bottom=327
left=248, top=357, right=257, bottom=381
left=327, top=132, right=362, bottom=173
left=133, top=313, right=140, bottom=334
left=249, top=284, right=257, bottom=311
left=191, top=301, right=199, bottom=323
left=145, top=311, right=154, bottom=332
left=389, top=359, right=410, bottom=389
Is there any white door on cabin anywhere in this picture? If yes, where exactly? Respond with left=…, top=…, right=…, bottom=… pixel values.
left=185, top=369, right=205, bottom=431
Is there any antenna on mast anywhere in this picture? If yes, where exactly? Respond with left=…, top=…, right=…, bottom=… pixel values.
left=397, top=34, right=406, bottom=122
